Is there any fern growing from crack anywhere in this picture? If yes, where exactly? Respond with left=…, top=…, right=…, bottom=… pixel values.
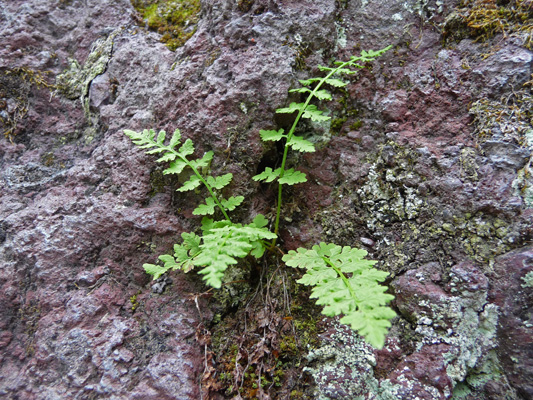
left=253, top=45, right=393, bottom=244
left=124, top=46, right=395, bottom=348
left=253, top=45, right=395, bottom=348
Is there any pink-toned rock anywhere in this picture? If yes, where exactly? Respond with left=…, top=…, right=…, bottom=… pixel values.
left=1, top=0, right=532, bottom=398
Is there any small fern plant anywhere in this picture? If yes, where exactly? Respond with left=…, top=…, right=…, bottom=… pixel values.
left=123, top=128, right=276, bottom=288
left=124, top=45, right=394, bottom=348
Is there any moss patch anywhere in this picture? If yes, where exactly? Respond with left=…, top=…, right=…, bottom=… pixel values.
left=131, top=0, right=201, bottom=51
left=237, top=0, right=255, bottom=13
left=444, top=0, right=533, bottom=48
left=0, top=67, right=53, bottom=141
left=469, top=88, right=533, bottom=147
left=204, top=263, right=322, bottom=399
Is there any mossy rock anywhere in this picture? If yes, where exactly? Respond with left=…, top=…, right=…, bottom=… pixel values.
left=131, top=0, right=201, bottom=51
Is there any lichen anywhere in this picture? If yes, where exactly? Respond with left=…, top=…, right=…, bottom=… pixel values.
left=318, top=137, right=523, bottom=278
left=304, top=263, right=503, bottom=399
left=304, top=322, right=382, bottom=398
left=335, top=22, right=347, bottom=50
left=451, top=350, right=517, bottom=399
left=411, top=0, right=445, bottom=21
left=56, top=28, right=119, bottom=133
left=357, top=164, right=423, bottom=230
left=511, top=123, right=533, bottom=208
left=469, top=89, right=533, bottom=147
left=459, top=148, right=479, bottom=180
left=304, top=322, right=443, bottom=399
left=355, top=142, right=424, bottom=231
left=522, top=270, right=533, bottom=288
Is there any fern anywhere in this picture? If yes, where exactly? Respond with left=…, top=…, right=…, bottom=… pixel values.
left=124, top=128, right=275, bottom=288
left=194, top=216, right=276, bottom=288
left=257, top=46, right=395, bottom=348
left=124, top=128, right=233, bottom=219
left=125, top=46, right=395, bottom=348
left=283, top=243, right=395, bottom=349
left=253, top=45, right=392, bottom=243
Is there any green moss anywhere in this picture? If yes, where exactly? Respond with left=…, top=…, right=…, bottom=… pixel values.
left=1, top=67, right=53, bottom=141
left=131, top=0, right=201, bottom=51
left=149, top=168, right=168, bottom=196
left=444, top=0, right=533, bottom=48
left=206, top=266, right=322, bottom=398
left=330, top=116, right=347, bottom=133
left=204, top=48, right=221, bottom=67
left=237, top=0, right=254, bottom=12
left=350, top=120, right=363, bottom=130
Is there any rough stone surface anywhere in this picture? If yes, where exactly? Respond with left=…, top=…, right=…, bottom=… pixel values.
left=1, top=0, right=532, bottom=399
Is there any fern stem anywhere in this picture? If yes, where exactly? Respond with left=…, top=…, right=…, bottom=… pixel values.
left=168, top=148, right=232, bottom=222
left=271, top=60, right=354, bottom=247
left=322, top=256, right=360, bottom=304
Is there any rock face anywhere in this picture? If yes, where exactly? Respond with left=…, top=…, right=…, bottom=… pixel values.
left=0, top=0, right=532, bottom=399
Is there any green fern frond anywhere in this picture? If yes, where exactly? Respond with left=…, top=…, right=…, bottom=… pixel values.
left=221, top=196, right=244, bottom=211
left=317, top=65, right=358, bottom=74
left=177, top=174, right=202, bottom=192
left=287, top=135, right=315, bottom=152
left=302, top=104, right=330, bottom=122
left=143, top=263, right=171, bottom=280
left=189, top=151, right=214, bottom=169
left=206, top=173, right=233, bottom=190
left=194, top=221, right=277, bottom=288
left=283, top=242, right=395, bottom=349
left=289, top=87, right=312, bottom=94
left=142, top=216, right=275, bottom=287
left=278, top=168, right=307, bottom=185
left=164, top=158, right=188, bottom=175
left=253, top=167, right=281, bottom=183
left=263, top=45, right=392, bottom=241
left=259, top=129, right=286, bottom=142
left=276, top=102, right=307, bottom=114
left=124, top=128, right=241, bottom=221
left=193, top=197, right=217, bottom=215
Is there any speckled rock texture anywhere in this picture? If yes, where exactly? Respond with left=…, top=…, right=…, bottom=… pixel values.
left=0, top=0, right=532, bottom=399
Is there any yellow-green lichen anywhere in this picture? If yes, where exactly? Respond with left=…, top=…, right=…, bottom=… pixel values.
left=318, top=137, right=522, bottom=276
left=522, top=270, right=533, bottom=288
left=56, top=28, right=119, bottom=128
left=459, top=147, right=479, bottom=181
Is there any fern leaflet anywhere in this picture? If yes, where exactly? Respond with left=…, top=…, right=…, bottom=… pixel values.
left=283, top=242, right=395, bottom=349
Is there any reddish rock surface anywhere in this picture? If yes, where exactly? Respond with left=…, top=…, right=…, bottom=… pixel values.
left=1, top=0, right=532, bottom=399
